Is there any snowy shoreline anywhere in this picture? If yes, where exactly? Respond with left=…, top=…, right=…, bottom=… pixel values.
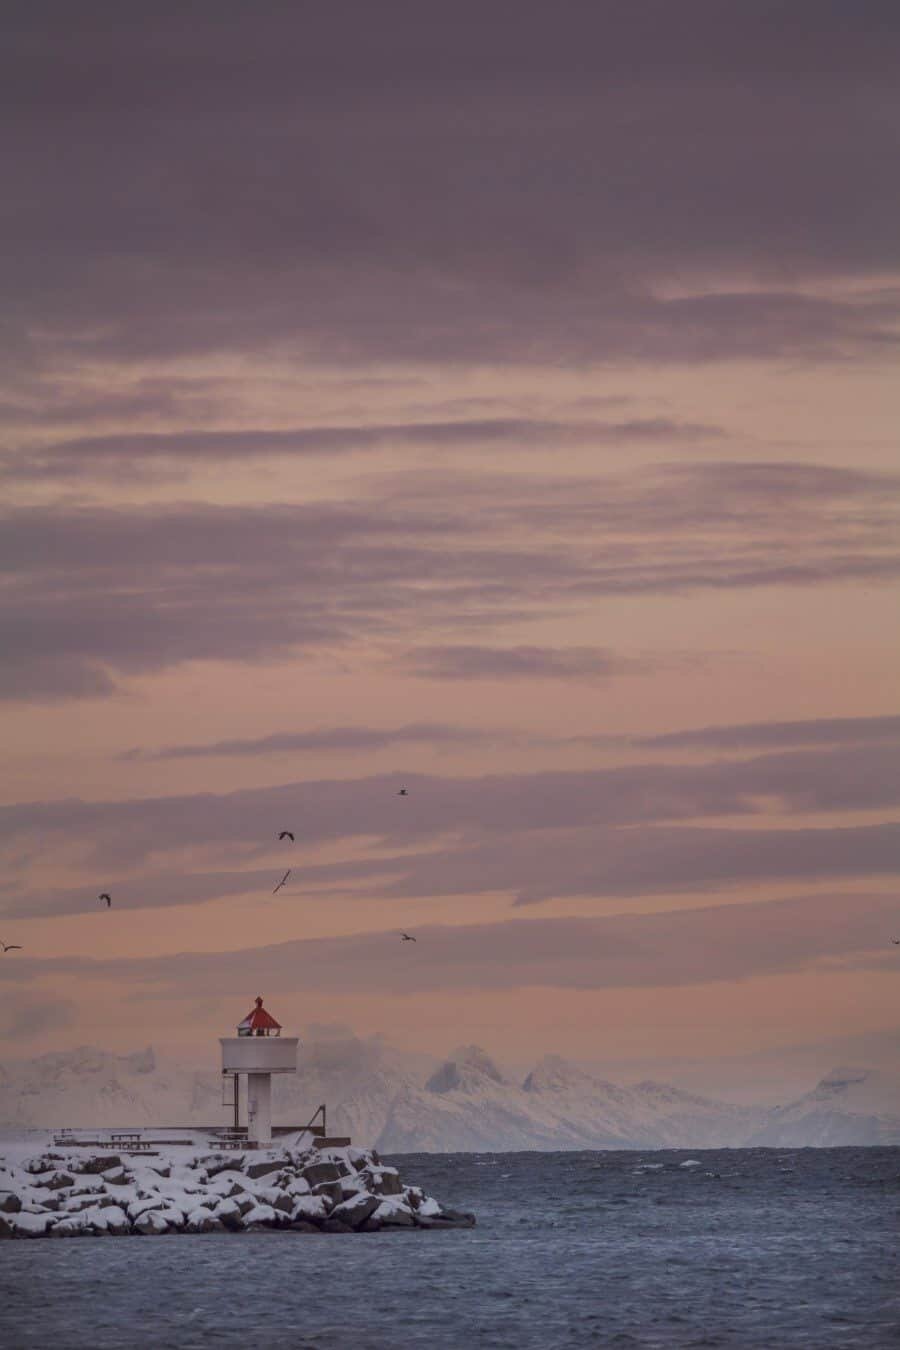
left=0, top=1137, right=475, bottom=1239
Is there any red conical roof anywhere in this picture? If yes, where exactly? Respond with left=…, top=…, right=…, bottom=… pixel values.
left=238, top=995, right=281, bottom=1032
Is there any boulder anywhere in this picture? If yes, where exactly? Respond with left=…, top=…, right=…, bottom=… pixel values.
left=24, top=1158, right=54, bottom=1174
left=0, top=1215, right=13, bottom=1239
left=245, top=1160, right=282, bottom=1180
left=213, top=1181, right=245, bottom=1201
left=373, top=1199, right=415, bottom=1227
left=185, top=1207, right=223, bottom=1234
left=214, top=1199, right=245, bottom=1232
left=370, top=1167, right=402, bottom=1196
left=127, top=1196, right=167, bottom=1222
left=301, top=1161, right=341, bottom=1187
left=79, top=1155, right=122, bottom=1175
left=359, top=1218, right=383, bottom=1233
left=98, top=1205, right=130, bottom=1235
left=64, top=1195, right=104, bottom=1213
left=291, top=1195, right=328, bottom=1224
left=248, top=1185, right=283, bottom=1208
left=0, top=1191, right=22, bottom=1214
left=379, top=1209, right=414, bottom=1228
left=285, top=1177, right=311, bottom=1198
left=313, top=1180, right=343, bottom=1208
left=272, top=1193, right=294, bottom=1215
left=320, top=1217, right=353, bottom=1234
left=242, top=1202, right=285, bottom=1229
left=59, top=1203, right=129, bottom=1236
left=291, top=1219, right=320, bottom=1233
left=132, top=1209, right=171, bottom=1236
left=37, top=1171, right=75, bottom=1191
left=332, top=1194, right=380, bottom=1230
left=13, top=1211, right=54, bottom=1237
left=101, top=1166, right=129, bottom=1186
left=69, top=1177, right=105, bottom=1196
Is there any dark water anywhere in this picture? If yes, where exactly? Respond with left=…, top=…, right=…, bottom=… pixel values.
left=2, top=1148, right=898, bottom=1349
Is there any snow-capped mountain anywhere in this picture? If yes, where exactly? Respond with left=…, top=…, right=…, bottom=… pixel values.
left=2, top=1039, right=898, bottom=1149
left=745, top=1066, right=900, bottom=1146
left=378, top=1047, right=766, bottom=1151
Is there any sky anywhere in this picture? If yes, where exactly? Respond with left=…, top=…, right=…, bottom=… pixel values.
left=1, top=1, right=899, bottom=1098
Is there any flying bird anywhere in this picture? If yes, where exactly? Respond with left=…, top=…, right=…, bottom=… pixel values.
left=892, top=939, right=900, bottom=945
left=272, top=870, right=291, bottom=895
left=278, top=831, right=295, bottom=842
left=0, top=942, right=22, bottom=953
left=399, top=932, right=416, bottom=942
left=99, top=893, right=111, bottom=908
left=397, top=788, right=408, bottom=796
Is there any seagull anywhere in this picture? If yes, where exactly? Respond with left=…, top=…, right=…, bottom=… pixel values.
left=99, top=893, right=111, bottom=908
left=272, top=870, right=291, bottom=895
left=397, top=788, right=408, bottom=796
left=399, top=932, right=416, bottom=942
left=892, top=939, right=900, bottom=945
left=278, top=831, right=295, bottom=842
left=0, top=942, right=22, bottom=953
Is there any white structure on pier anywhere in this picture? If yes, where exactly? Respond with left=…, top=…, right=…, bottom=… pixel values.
left=220, top=997, right=298, bottom=1147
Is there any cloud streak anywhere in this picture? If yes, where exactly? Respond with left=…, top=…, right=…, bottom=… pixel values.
left=405, top=645, right=652, bottom=682
left=2, top=460, right=897, bottom=701
left=1, top=891, right=894, bottom=996
left=4, top=745, right=900, bottom=914
left=641, top=714, right=900, bottom=752
left=120, top=722, right=493, bottom=762
left=3, top=417, right=721, bottom=484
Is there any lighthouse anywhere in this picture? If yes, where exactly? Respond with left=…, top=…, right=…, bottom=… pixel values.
left=220, top=997, right=298, bottom=1147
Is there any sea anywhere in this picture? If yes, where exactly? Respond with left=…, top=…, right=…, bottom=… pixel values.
left=1, top=1147, right=898, bottom=1349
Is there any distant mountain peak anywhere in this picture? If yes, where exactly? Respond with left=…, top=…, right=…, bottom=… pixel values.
left=426, top=1045, right=505, bottom=1094
left=522, top=1054, right=591, bottom=1093
left=816, top=1065, right=873, bottom=1094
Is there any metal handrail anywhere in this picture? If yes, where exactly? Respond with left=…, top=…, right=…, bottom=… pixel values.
left=302, top=1103, right=327, bottom=1135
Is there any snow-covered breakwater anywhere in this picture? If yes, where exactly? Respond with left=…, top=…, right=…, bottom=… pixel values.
left=0, top=1141, right=475, bottom=1238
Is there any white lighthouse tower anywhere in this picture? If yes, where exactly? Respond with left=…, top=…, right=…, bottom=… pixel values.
left=220, top=996, right=298, bottom=1147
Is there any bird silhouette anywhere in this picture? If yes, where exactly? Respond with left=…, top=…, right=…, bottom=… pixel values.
left=397, top=788, right=408, bottom=796
left=278, top=831, right=294, bottom=842
left=0, top=941, right=22, bottom=953
left=400, top=932, right=416, bottom=942
left=272, top=870, right=291, bottom=895
left=99, top=893, right=111, bottom=908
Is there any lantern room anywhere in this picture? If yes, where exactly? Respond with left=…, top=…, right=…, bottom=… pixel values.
left=238, top=995, right=282, bottom=1037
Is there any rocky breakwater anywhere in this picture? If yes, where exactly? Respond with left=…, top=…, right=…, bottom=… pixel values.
left=0, top=1142, right=475, bottom=1238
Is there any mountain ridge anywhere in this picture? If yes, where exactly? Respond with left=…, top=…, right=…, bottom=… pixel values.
left=2, top=1038, right=898, bottom=1149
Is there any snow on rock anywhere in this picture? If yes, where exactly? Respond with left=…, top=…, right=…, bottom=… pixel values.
left=0, top=1142, right=472, bottom=1238
left=372, top=1196, right=415, bottom=1227
left=12, top=1210, right=54, bottom=1237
